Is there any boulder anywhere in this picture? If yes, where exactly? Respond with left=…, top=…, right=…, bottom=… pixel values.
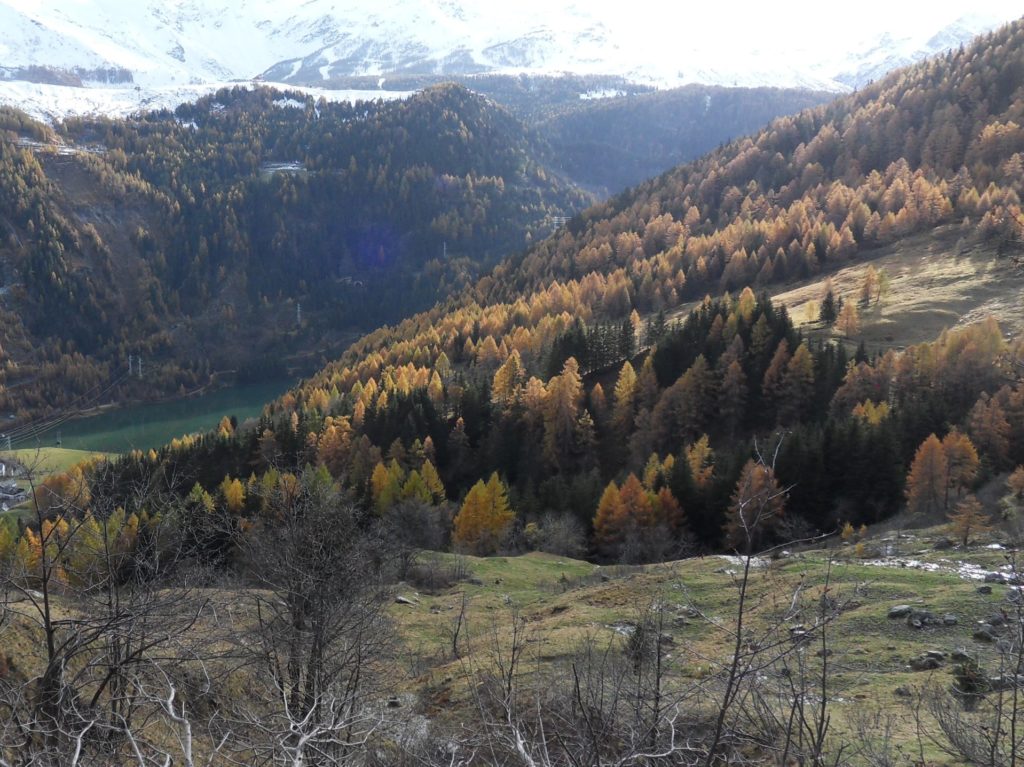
left=951, top=649, right=972, bottom=663
left=943, top=614, right=959, bottom=626
left=906, top=609, right=938, bottom=628
left=987, top=613, right=1007, bottom=627
left=974, top=626, right=998, bottom=643
left=909, top=654, right=942, bottom=671
left=933, top=536, right=954, bottom=550
left=989, top=674, right=1024, bottom=691
left=888, top=605, right=913, bottom=619
left=977, top=585, right=993, bottom=595
left=985, top=573, right=1007, bottom=584
left=395, top=595, right=418, bottom=606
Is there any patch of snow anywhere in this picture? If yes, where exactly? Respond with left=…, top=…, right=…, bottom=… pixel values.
left=0, top=79, right=412, bottom=124
left=0, top=0, right=1016, bottom=120
left=272, top=97, right=305, bottom=109
left=717, top=555, right=770, bottom=569
left=855, top=556, right=1016, bottom=582
left=579, top=89, right=624, bottom=100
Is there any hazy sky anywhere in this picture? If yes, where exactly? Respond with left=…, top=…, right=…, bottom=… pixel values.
left=497, top=0, right=1021, bottom=51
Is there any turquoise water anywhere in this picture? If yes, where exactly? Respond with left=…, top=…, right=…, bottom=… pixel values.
left=48, top=379, right=296, bottom=453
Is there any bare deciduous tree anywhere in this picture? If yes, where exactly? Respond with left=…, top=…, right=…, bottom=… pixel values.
left=226, top=467, right=393, bottom=766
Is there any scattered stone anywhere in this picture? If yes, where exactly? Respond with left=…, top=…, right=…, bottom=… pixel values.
left=467, top=577, right=484, bottom=586
left=611, top=622, right=637, bottom=636
left=600, top=574, right=611, bottom=582
left=894, top=686, right=913, bottom=698
left=673, top=616, right=687, bottom=627
left=943, top=614, right=959, bottom=626
left=815, top=648, right=834, bottom=658
left=925, top=650, right=947, bottom=661
left=987, top=613, right=1007, bottom=627
left=989, top=674, right=1024, bottom=691
left=933, top=536, right=954, bottom=550
left=888, top=605, right=913, bottom=619
left=997, top=638, right=1018, bottom=654
left=985, top=573, right=1007, bottom=584
left=907, top=609, right=938, bottom=629
left=395, top=595, right=418, bottom=606
left=977, top=585, right=994, bottom=595
left=909, top=654, right=942, bottom=671
left=974, top=626, right=998, bottom=643
left=386, top=698, right=402, bottom=708
left=658, top=634, right=675, bottom=646
left=951, top=649, right=972, bottom=663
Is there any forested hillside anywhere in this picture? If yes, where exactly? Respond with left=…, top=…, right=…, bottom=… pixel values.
left=330, top=73, right=834, bottom=194
left=0, top=84, right=590, bottom=420
left=5, top=17, right=1024, bottom=767
left=64, top=19, right=1024, bottom=562
left=536, top=84, right=833, bottom=194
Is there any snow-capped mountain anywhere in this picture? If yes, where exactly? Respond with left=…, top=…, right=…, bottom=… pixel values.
left=0, top=0, right=1017, bottom=121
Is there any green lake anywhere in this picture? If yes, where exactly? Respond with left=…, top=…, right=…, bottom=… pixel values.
left=35, top=378, right=296, bottom=454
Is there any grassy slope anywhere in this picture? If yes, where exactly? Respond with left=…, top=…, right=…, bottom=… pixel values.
left=0, top=447, right=112, bottom=528
left=392, top=531, right=1018, bottom=760
left=658, top=226, right=1024, bottom=355
left=2, top=528, right=1016, bottom=762
left=777, top=227, right=1024, bottom=348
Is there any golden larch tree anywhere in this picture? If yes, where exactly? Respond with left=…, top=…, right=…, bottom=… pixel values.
left=593, top=481, right=625, bottom=550
left=724, top=460, right=786, bottom=553
left=947, top=495, right=992, bottom=548
left=905, top=434, right=948, bottom=517
left=452, top=473, right=514, bottom=555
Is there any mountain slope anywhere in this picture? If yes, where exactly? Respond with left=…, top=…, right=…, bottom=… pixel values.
left=142, top=18, right=1024, bottom=554
left=0, top=84, right=590, bottom=421
left=535, top=84, right=834, bottom=195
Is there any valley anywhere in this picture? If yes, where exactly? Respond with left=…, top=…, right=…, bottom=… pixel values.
left=0, top=7, right=1023, bottom=766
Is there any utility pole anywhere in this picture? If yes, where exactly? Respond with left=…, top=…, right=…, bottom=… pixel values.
left=129, top=354, right=134, bottom=376
left=138, top=356, right=143, bottom=379
left=297, top=302, right=302, bottom=326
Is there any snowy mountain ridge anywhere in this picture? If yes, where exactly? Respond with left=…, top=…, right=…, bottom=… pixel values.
left=0, top=0, right=1016, bottom=121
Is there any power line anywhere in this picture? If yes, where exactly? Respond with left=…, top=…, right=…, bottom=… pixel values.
left=2, top=369, right=132, bottom=447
